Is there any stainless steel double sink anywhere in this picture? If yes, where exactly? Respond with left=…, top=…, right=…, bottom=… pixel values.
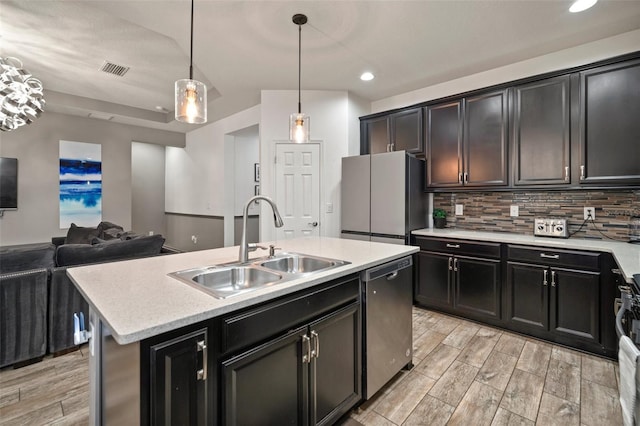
left=168, top=252, right=350, bottom=299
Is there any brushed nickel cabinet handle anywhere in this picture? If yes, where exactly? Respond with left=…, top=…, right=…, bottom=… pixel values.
left=302, top=334, right=311, bottom=363
left=448, top=257, right=453, bottom=271
left=196, top=339, right=207, bottom=381
left=311, top=330, right=319, bottom=359
left=564, top=166, right=569, bottom=182
left=580, top=165, right=585, bottom=180
left=453, top=258, right=458, bottom=272
left=446, top=244, right=460, bottom=249
left=543, top=270, right=548, bottom=286
left=540, top=253, right=560, bottom=259
left=551, top=271, right=557, bottom=287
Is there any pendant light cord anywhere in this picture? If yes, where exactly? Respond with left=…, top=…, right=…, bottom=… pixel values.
left=297, top=23, right=302, bottom=114
left=189, top=0, right=194, bottom=80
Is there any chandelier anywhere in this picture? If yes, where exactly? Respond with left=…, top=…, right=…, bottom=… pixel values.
left=0, top=57, right=45, bottom=132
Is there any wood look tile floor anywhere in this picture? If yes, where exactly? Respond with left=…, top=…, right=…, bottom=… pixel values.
left=0, top=307, right=623, bottom=425
left=349, top=307, right=623, bottom=426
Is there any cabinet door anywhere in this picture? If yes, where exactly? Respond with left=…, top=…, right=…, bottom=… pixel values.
left=454, top=256, right=501, bottom=321
left=222, top=327, right=309, bottom=426
left=149, top=329, right=208, bottom=426
left=426, top=101, right=463, bottom=187
left=364, top=116, right=390, bottom=154
left=464, top=90, right=509, bottom=186
left=505, top=262, right=548, bottom=333
left=579, top=59, right=640, bottom=184
left=550, top=268, right=600, bottom=344
left=513, top=76, right=570, bottom=185
left=415, top=251, right=453, bottom=309
left=391, top=108, right=423, bottom=155
left=309, top=303, right=361, bottom=426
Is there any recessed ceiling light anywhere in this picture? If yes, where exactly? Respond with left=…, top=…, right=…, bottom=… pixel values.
left=360, top=72, right=374, bottom=81
left=569, top=0, right=597, bottom=13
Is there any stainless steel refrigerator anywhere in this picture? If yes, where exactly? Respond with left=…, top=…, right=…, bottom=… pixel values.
left=341, top=151, right=427, bottom=244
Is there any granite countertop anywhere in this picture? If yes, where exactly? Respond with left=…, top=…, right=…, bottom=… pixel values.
left=67, top=237, right=418, bottom=345
left=412, top=228, right=639, bottom=283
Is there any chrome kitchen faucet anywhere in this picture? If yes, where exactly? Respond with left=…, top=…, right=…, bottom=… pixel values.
left=239, top=196, right=284, bottom=263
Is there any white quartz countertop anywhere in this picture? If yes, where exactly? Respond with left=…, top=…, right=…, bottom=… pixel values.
left=67, top=237, right=418, bottom=345
left=412, top=228, right=639, bottom=283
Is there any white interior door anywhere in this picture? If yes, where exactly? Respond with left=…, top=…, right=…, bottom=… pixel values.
left=275, top=143, right=320, bottom=239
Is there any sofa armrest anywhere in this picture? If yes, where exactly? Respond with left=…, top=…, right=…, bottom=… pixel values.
left=0, top=269, right=48, bottom=368
left=51, top=236, right=66, bottom=247
left=49, top=267, right=90, bottom=354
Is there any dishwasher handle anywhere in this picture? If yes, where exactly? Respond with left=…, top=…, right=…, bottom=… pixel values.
left=360, top=256, right=412, bottom=282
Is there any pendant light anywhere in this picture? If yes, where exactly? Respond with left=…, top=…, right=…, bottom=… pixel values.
left=290, top=14, right=309, bottom=143
left=175, top=0, right=207, bottom=124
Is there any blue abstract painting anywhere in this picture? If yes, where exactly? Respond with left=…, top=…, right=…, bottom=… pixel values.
left=59, top=141, right=102, bottom=228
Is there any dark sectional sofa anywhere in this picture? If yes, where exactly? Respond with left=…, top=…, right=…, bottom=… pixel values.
left=0, top=222, right=178, bottom=368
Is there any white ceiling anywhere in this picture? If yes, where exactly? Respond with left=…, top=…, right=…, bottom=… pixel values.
left=2, top=0, right=640, bottom=133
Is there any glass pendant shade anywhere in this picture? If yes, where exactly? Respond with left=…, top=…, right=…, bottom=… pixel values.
left=175, top=79, right=207, bottom=124
left=290, top=112, right=310, bottom=143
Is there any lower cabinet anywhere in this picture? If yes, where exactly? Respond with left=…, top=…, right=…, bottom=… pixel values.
left=505, top=245, right=602, bottom=352
left=221, top=302, right=360, bottom=426
left=412, top=236, right=617, bottom=358
left=414, top=237, right=501, bottom=324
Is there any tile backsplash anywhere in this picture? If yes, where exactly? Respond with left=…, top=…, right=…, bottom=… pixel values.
left=433, top=190, right=640, bottom=242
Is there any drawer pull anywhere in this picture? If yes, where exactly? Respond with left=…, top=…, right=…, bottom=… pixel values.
left=446, top=244, right=460, bottom=249
left=540, top=253, right=559, bottom=260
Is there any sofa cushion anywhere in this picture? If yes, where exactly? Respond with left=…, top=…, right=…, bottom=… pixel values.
left=0, top=243, right=56, bottom=274
left=65, top=223, right=101, bottom=244
left=56, top=234, right=166, bottom=267
left=98, top=221, right=124, bottom=240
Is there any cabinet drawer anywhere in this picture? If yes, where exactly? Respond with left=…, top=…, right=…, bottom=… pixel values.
left=414, top=237, right=500, bottom=259
left=221, top=275, right=359, bottom=354
left=507, top=245, right=600, bottom=271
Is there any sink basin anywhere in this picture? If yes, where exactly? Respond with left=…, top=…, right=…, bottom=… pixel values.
left=169, top=266, right=282, bottom=299
left=259, top=253, right=345, bottom=274
left=169, top=252, right=350, bottom=299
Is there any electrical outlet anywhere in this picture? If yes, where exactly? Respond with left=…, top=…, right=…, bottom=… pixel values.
left=455, top=204, right=463, bottom=216
left=510, top=205, right=519, bottom=217
left=148, top=231, right=154, bottom=236
left=584, top=207, right=595, bottom=220
left=191, top=235, right=198, bottom=244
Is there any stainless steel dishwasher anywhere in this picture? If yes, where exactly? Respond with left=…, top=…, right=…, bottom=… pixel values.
left=361, top=255, right=413, bottom=399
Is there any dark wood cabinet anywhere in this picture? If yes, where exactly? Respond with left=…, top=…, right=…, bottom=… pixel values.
left=578, top=59, right=640, bottom=185
left=426, top=90, right=508, bottom=188
left=464, top=90, right=509, bottom=187
left=513, top=76, right=571, bottom=185
left=426, top=101, right=463, bottom=187
left=414, top=237, right=501, bottom=323
left=222, top=303, right=360, bottom=426
left=149, top=328, right=209, bottom=425
left=361, top=108, right=423, bottom=155
left=220, top=276, right=361, bottom=426
left=505, top=245, right=601, bottom=350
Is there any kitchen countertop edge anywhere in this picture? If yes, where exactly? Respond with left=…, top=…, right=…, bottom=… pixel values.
left=67, top=237, right=418, bottom=345
left=412, top=228, right=639, bottom=283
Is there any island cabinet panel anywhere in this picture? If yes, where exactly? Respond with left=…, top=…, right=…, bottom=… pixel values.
left=147, top=328, right=210, bottom=426
left=578, top=58, right=640, bottom=184
left=219, top=275, right=361, bottom=426
left=414, top=236, right=502, bottom=325
left=504, top=245, right=602, bottom=353
left=512, top=75, right=571, bottom=186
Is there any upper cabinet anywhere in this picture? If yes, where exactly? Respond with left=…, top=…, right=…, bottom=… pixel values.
left=360, top=53, right=640, bottom=190
left=361, top=107, right=423, bottom=155
left=512, top=76, right=571, bottom=186
left=426, top=90, right=508, bottom=188
left=578, top=59, right=640, bottom=185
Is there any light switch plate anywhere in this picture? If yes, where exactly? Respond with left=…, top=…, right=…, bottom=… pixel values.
left=455, top=204, right=463, bottom=216
left=510, top=205, right=519, bottom=217
left=326, top=202, right=333, bottom=213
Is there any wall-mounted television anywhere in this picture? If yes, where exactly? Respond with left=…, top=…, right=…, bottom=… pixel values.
left=0, top=157, right=18, bottom=210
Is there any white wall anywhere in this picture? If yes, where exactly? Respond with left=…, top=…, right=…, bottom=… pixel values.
left=259, top=90, right=352, bottom=242
left=165, top=105, right=261, bottom=217
left=232, top=128, right=260, bottom=216
left=373, top=29, right=640, bottom=112
left=0, top=111, right=183, bottom=246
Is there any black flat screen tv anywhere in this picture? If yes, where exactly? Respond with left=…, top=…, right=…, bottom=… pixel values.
left=0, top=157, right=18, bottom=210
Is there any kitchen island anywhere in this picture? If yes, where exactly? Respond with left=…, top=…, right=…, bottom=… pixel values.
left=67, top=237, right=418, bottom=425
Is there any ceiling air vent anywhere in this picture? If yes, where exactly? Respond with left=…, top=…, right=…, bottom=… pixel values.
left=99, top=61, right=130, bottom=77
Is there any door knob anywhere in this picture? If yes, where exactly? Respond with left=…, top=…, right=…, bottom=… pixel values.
left=308, top=221, right=318, bottom=227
